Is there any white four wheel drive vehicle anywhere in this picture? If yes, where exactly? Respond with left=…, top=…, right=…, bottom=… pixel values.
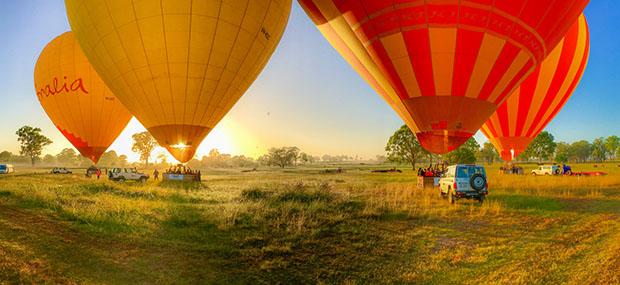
left=108, top=168, right=149, bottom=183
left=439, top=164, right=488, bottom=204
left=531, top=165, right=561, bottom=176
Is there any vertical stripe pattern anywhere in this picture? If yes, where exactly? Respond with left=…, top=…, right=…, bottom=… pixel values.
left=481, top=15, right=590, bottom=161
left=298, top=0, right=589, bottom=154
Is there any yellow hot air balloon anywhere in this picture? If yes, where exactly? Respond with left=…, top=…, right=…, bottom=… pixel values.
left=65, top=0, right=292, bottom=163
left=35, top=32, right=132, bottom=163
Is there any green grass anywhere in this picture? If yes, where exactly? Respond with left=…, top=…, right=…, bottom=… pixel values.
left=0, top=163, right=618, bottom=283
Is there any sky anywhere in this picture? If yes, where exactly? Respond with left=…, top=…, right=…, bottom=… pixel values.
left=0, top=1, right=618, bottom=162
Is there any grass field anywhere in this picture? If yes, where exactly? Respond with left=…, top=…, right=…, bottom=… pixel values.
left=0, top=163, right=619, bottom=284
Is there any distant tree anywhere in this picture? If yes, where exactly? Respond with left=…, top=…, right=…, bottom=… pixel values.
left=385, top=125, right=427, bottom=169
left=118, top=155, right=129, bottom=167
left=56, top=148, right=78, bottom=166
left=98, top=151, right=120, bottom=167
left=298, top=152, right=310, bottom=165
left=42, top=154, right=56, bottom=165
left=479, top=142, right=499, bottom=165
left=555, top=142, right=571, bottom=163
left=186, top=158, right=201, bottom=169
left=156, top=152, right=169, bottom=167
left=444, top=138, right=480, bottom=164
left=264, top=147, right=300, bottom=168
left=375, top=155, right=387, bottom=164
left=131, top=131, right=158, bottom=166
left=524, top=131, right=557, bottom=162
left=605, top=135, right=620, bottom=160
left=591, top=137, right=607, bottom=162
left=230, top=155, right=256, bottom=168
left=0, top=151, right=13, bottom=163
left=16, top=126, right=52, bottom=166
left=570, top=140, right=592, bottom=163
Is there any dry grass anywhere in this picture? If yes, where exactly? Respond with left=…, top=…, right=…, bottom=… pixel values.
left=0, top=163, right=618, bottom=283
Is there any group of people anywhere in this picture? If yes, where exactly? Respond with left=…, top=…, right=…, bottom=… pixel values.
left=162, top=165, right=202, bottom=182
left=417, top=164, right=445, bottom=177
left=499, top=164, right=523, bottom=175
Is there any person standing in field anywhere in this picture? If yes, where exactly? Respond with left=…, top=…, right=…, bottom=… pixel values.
left=153, top=169, right=159, bottom=180
left=96, top=168, right=101, bottom=180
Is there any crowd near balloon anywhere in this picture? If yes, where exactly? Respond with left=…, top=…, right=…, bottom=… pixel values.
left=34, top=1, right=590, bottom=166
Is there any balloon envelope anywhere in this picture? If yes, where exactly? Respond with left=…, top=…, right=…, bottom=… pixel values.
left=298, top=0, right=589, bottom=153
left=35, top=32, right=132, bottom=163
left=482, top=15, right=590, bottom=161
left=65, top=0, right=292, bottom=163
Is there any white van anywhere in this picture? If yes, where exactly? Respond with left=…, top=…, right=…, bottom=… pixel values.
left=0, top=164, right=15, bottom=174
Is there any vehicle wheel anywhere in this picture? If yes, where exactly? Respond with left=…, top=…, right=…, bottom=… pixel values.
left=118, top=178, right=125, bottom=183
left=139, top=177, right=146, bottom=183
left=448, top=190, right=455, bottom=204
left=478, top=196, right=485, bottom=204
left=531, top=172, right=536, bottom=176
left=470, top=174, right=487, bottom=191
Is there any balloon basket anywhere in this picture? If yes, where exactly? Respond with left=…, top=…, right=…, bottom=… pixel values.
left=162, top=173, right=201, bottom=182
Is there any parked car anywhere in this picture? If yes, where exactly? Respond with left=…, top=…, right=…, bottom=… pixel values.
left=531, top=165, right=560, bottom=176
left=51, top=167, right=72, bottom=174
left=85, top=166, right=99, bottom=177
left=439, top=164, right=488, bottom=203
left=0, top=164, right=15, bottom=174
left=108, top=168, right=149, bottom=183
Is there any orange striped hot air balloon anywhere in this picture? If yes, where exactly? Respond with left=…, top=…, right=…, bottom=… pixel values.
left=65, top=0, right=292, bottom=163
left=35, top=32, right=132, bottom=163
left=298, top=0, right=589, bottom=154
left=481, top=15, right=590, bottom=162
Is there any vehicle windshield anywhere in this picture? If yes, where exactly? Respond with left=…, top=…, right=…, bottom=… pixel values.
left=457, top=166, right=485, bottom=178
left=0, top=165, right=6, bottom=170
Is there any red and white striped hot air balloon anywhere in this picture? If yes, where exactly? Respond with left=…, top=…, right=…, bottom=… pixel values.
left=481, top=15, right=590, bottom=161
left=298, top=0, right=589, bottom=154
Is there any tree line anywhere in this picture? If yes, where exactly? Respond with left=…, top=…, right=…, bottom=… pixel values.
left=5, top=124, right=616, bottom=169
left=385, top=125, right=620, bottom=169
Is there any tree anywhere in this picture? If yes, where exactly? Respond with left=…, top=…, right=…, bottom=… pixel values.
left=605, top=135, right=620, bottom=160
left=385, top=125, right=427, bottom=169
left=479, top=142, right=499, bottom=164
left=298, top=152, right=310, bottom=165
left=570, top=140, right=592, bottom=163
left=56, top=148, right=78, bottom=166
left=555, top=142, right=571, bottom=163
left=131, top=131, right=158, bottom=166
left=118, top=155, right=129, bottom=167
left=16, top=126, right=52, bottom=166
left=0, top=151, right=13, bottom=163
left=264, top=147, right=300, bottom=168
left=444, top=138, right=480, bottom=164
left=525, top=131, right=557, bottom=162
left=156, top=152, right=169, bottom=168
left=375, top=155, right=387, bottom=164
left=591, top=137, right=607, bottom=162
left=98, top=151, right=120, bottom=167
left=42, top=154, right=56, bottom=165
